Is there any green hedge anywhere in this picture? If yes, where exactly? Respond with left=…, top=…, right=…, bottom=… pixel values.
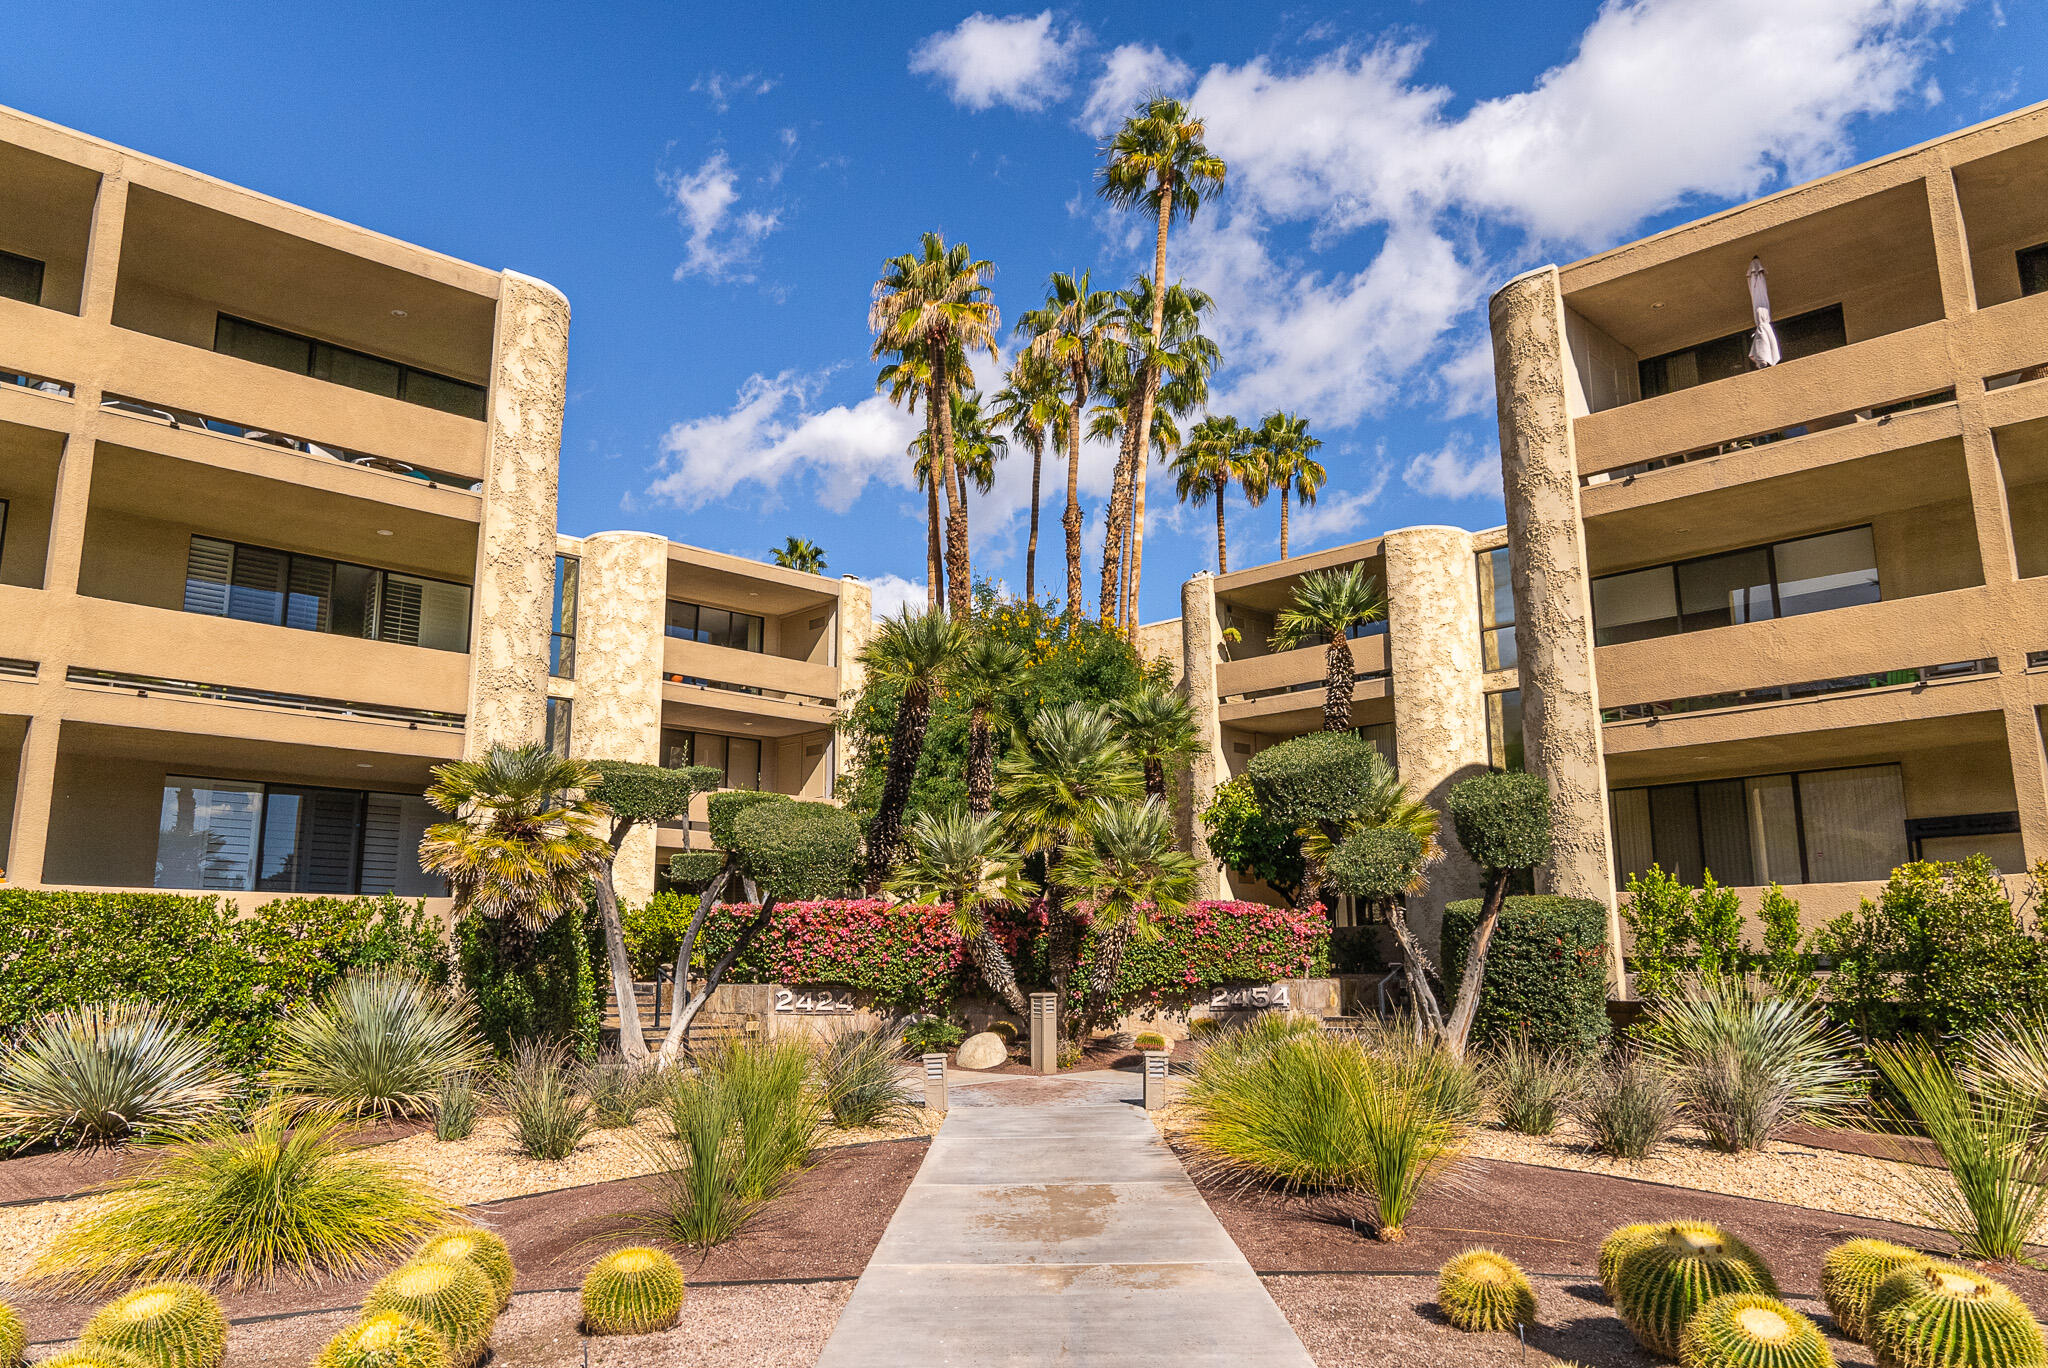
left=0, top=890, right=446, bottom=1070
left=455, top=904, right=602, bottom=1058
left=664, top=850, right=725, bottom=889
left=707, top=790, right=788, bottom=849
left=1442, top=895, right=1610, bottom=1056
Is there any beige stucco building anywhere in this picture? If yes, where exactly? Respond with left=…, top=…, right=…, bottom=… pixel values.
left=0, top=106, right=868, bottom=914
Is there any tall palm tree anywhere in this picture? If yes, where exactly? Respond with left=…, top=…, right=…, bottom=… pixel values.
left=877, top=342, right=949, bottom=609
left=1116, top=281, right=1217, bottom=632
left=1110, top=683, right=1201, bottom=801
left=949, top=389, right=1006, bottom=572
left=997, top=704, right=1143, bottom=1008
left=948, top=635, right=1026, bottom=814
left=887, top=806, right=1033, bottom=1015
left=871, top=234, right=999, bottom=618
left=1257, top=411, right=1325, bottom=559
left=420, top=744, right=609, bottom=933
left=1088, top=351, right=1183, bottom=628
left=857, top=609, right=967, bottom=891
left=1063, top=798, right=1198, bottom=1026
left=989, top=353, right=1065, bottom=605
left=1269, top=563, right=1388, bottom=732
left=771, top=536, right=827, bottom=575
left=1099, top=97, right=1225, bottom=621
left=1172, top=414, right=1258, bottom=573
left=1018, top=271, right=1118, bottom=618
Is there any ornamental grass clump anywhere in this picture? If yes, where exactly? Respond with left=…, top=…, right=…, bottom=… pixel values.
left=1678, top=1292, right=1836, bottom=1368
left=269, top=971, right=489, bottom=1120
left=362, top=1259, right=496, bottom=1368
left=817, top=1027, right=914, bottom=1131
left=80, top=1283, right=228, bottom=1368
left=1576, top=1050, right=1680, bottom=1160
left=1821, top=1239, right=1927, bottom=1343
left=1437, top=1249, right=1536, bottom=1333
left=1866, top=1262, right=2045, bottom=1368
left=414, top=1226, right=514, bottom=1309
left=581, top=1247, right=686, bottom=1335
left=0, top=1002, right=234, bottom=1147
left=640, top=1070, right=755, bottom=1248
left=32, top=1100, right=452, bottom=1293
left=495, top=1040, right=592, bottom=1161
left=1612, top=1221, right=1778, bottom=1358
left=1482, top=1035, right=1584, bottom=1136
left=428, top=1074, right=480, bottom=1143
left=580, top=1052, right=662, bottom=1130
left=1641, top=984, right=1861, bottom=1152
left=706, top=1035, right=823, bottom=1203
left=312, top=1312, right=451, bottom=1368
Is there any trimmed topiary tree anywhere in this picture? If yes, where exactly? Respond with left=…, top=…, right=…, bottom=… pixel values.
left=414, top=1227, right=514, bottom=1310
left=1679, top=1292, right=1835, bottom=1368
left=581, top=1247, right=686, bottom=1335
left=1442, top=895, right=1610, bottom=1056
left=1441, top=770, right=1553, bottom=1054
left=80, top=1283, right=227, bottom=1368
left=1247, top=731, right=1384, bottom=832
left=363, top=1260, right=496, bottom=1368
left=312, top=1312, right=452, bottom=1368
left=1614, top=1222, right=1778, bottom=1358
left=664, top=850, right=726, bottom=890
left=707, top=790, right=790, bottom=852
left=1438, top=1249, right=1537, bottom=1333
left=1822, top=1239, right=1926, bottom=1343
left=1866, top=1262, right=2044, bottom=1368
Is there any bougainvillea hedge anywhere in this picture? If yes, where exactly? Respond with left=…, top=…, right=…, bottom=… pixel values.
left=696, top=898, right=1330, bottom=1012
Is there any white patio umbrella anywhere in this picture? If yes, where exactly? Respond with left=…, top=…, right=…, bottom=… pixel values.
left=1747, top=255, right=1782, bottom=368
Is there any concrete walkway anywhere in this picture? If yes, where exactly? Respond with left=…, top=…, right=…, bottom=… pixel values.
left=814, top=1071, right=1316, bottom=1367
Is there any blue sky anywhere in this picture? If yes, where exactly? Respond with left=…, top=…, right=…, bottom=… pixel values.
left=5, top=1, right=2040, bottom=621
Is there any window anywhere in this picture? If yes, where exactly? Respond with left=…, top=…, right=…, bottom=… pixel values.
left=1639, top=304, right=1847, bottom=399
left=665, top=599, right=765, bottom=652
left=661, top=726, right=762, bottom=790
left=0, top=249, right=44, bottom=306
left=1608, top=763, right=1907, bottom=887
left=550, top=555, right=579, bottom=678
left=184, top=536, right=472, bottom=652
left=0, top=498, right=9, bottom=570
left=544, top=697, right=573, bottom=759
left=1486, top=690, right=1523, bottom=771
left=1591, top=526, right=1878, bottom=646
left=214, top=315, right=486, bottom=420
left=2019, top=243, right=2048, bottom=299
left=155, top=777, right=440, bottom=894
left=1476, top=546, right=1516, bottom=671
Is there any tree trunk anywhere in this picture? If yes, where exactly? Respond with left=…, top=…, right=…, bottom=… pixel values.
left=864, top=681, right=933, bottom=892
left=1099, top=419, right=1137, bottom=626
left=924, top=440, right=943, bottom=611
left=1279, top=487, right=1291, bottom=559
left=1441, top=873, right=1508, bottom=1059
left=966, top=708, right=997, bottom=814
left=660, top=874, right=775, bottom=1063
left=1080, top=915, right=1136, bottom=1033
left=953, top=454, right=972, bottom=611
left=1323, top=630, right=1356, bottom=732
left=962, top=913, right=1028, bottom=1016
left=1025, top=440, right=1043, bottom=604
left=1124, top=364, right=1162, bottom=640
left=594, top=852, right=647, bottom=1062
left=1063, top=375, right=1087, bottom=619
left=1386, top=896, right=1448, bottom=1041
left=1214, top=476, right=1229, bottom=574
left=934, top=352, right=970, bottom=619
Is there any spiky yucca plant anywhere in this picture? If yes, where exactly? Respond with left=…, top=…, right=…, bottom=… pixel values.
left=0, top=1301, right=22, bottom=1368
left=1600, top=1222, right=1666, bottom=1297
left=34, top=1349, right=152, bottom=1368
left=1437, top=1249, right=1537, bottom=1333
left=312, top=1312, right=451, bottom=1368
left=1821, top=1239, right=1926, bottom=1343
left=363, top=1260, right=496, bottom=1368
left=81, top=1283, right=228, bottom=1368
left=414, top=1227, right=514, bottom=1310
left=0, top=1002, right=234, bottom=1147
left=1614, top=1222, right=1779, bottom=1358
left=1866, top=1262, right=2045, bottom=1368
left=269, top=971, right=489, bottom=1120
left=1679, top=1293, right=1835, bottom=1368
left=581, top=1247, right=686, bottom=1335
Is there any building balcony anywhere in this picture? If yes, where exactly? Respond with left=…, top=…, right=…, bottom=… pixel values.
left=660, top=636, right=838, bottom=708
left=1216, top=634, right=1390, bottom=705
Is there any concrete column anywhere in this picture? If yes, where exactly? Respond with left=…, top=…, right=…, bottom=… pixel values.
left=43, top=171, right=129, bottom=597
left=466, top=271, right=569, bottom=756
left=4, top=716, right=61, bottom=886
left=836, top=577, right=874, bottom=697
left=574, top=531, right=670, bottom=904
left=1382, top=525, right=1490, bottom=957
left=1179, top=572, right=1228, bottom=899
left=1488, top=267, right=1623, bottom=987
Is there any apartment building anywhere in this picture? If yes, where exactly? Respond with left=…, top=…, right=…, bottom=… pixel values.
left=1489, top=98, right=2048, bottom=951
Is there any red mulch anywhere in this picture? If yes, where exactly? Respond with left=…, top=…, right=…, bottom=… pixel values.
left=0, top=1118, right=431, bottom=1207
left=11, top=1137, right=927, bottom=1344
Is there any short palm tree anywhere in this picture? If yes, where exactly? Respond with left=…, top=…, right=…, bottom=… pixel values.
left=1064, top=798, right=1198, bottom=1023
left=1172, top=414, right=1258, bottom=573
left=948, top=635, right=1027, bottom=814
left=886, top=807, right=1033, bottom=1015
left=1111, top=683, right=1201, bottom=800
left=858, top=609, right=967, bottom=891
left=1018, top=271, right=1119, bottom=617
left=1256, top=411, right=1325, bottom=559
left=989, top=352, right=1067, bottom=606
left=1270, top=563, right=1387, bottom=731
left=420, top=744, right=609, bottom=932
left=771, top=537, right=826, bottom=575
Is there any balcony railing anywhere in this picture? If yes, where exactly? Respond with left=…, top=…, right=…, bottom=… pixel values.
left=3, top=366, right=73, bottom=398
left=67, top=666, right=465, bottom=729
left=1582, top=388, right=1956, bottom=488
left=0, top=657, right=37, bottom=680
left=98, top=393, right=483, bottom=492
left=1601, top=658, right=1994, bottom=723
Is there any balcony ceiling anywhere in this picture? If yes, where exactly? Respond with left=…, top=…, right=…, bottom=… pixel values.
left=1954, top=137, right=2048, bottom=260
left=660, top=697, right=831, bottom=738
left=1998, top=414, right=2048, bottom=486
left=1604, top=708, right=2009, bottom=787
left=1217, top=545, right=1386, bottom=613
left=57, top=719, right=444, bottom=789
left=667, top=550, right=839, bottom=616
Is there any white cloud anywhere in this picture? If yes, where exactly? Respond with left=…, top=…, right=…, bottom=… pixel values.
left=664, top=152, right=781, bottom=282
left=863, top=573, right=929, bottom=621
left=646, top=370, right=920, bottom=512
left=909, top=11, right=1086, bottom=112
left=1079, top=42, right=1193, bottom=134
left=1403, top=437, right=1500, bottom=501
left=690, top=71, right=776, bottom=113
left=1289, top=466, right=1393, bottom=549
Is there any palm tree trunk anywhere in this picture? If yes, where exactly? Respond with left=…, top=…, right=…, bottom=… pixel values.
left=1324, top=629, right=1356, bottom=732
left=1125, top=185, right=1172, bottom=639
left=925, top=476, right=943, bottom=610
left=1099, top=421, right=1137, bottom=625
left=1214, top=476, right=1229, bottom=574
left=963, top=914, right=1029, bottom=1016
left=953, top=454, right=972, bottom=609
left=1063, top=379, right=1086, bottom=619
left=966, top=709, right=996, bottom=815
left=1025, top=439, right=1043, bottom=604
left=934, top=353, right=970, bottom=620
left=1143, top=757, right=1166, bottom=800
left=1279, top=487, right=1291, bottom=559
left=1081, top=915, right=1136, bottom=1032
left=864, top=681, right=933, bottom=892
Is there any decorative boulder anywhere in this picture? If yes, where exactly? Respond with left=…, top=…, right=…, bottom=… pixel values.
left=955, top=1032, right=1008, bottom=1070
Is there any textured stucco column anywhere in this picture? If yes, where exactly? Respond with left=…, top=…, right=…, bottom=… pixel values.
left=1489, top=266, right=1623, bottom=987
left=466, top=271, right=569, bottom=756
left=1180, top=572, right=1228, bottom=899
left=575, top=531, right=670, bottom=903
left=1383, top=525, right=1490, bottom=959
left=835, top=578, right=875, bottom=801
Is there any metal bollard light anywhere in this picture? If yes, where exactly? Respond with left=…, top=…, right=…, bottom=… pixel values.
left=1029, top=992, right=1058, bottom=1074
left=922, top=1052, right=948, bottom=1113
left=1141, top=1049, right=1171, bottom=1110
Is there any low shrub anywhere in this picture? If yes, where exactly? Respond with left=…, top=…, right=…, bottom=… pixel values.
left=270, top=972, right=489, bottom=1120
left=455, top=910, right=602, bottom=1060
left=1576, top=1051, right=1678, bottom=1160
left=1056, top=1040, right=1084, bottom=1070
left=495, top=1041, right=592, bottom=1161
left=429, top=1074, right=481, bottom=1143
left=580, top=1247, right=685, bottom=1336
left=362, top=1259, right=496, bottom=1368
left=1437, top=1249, right=1536, bottom=1333
left=32, top=1100, right=452, bottom=1292
left=1639, top=984, right=1861, bottom=1152
left=621, top=894, right=700, bottom=981
left=414, top=1226, right=514, bottom=1310
left=311, top=1312, right=449, bottom=1368
left=1442, top=895, right=1611, bottom=1057
left=579, top=1052, right=661, bottom=1129
left=1482, top=1035, right=1583, bottom=1136
left=900, top=1017, right=965, bottom=1057
left=818, top=1028, right=915, bottom=1130
left=80, top=1283, right=228, bottom=1368
left=0, top=1002, right=235, bottom=1148
left=1132, top=1031, right=1170, bottom=1052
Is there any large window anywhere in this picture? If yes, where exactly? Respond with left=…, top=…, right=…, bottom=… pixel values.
left=1476, top=545, right=1516, bottom=672
left=550, top=555, right=579, bottom=678
left=665, top=599, right=764, bottom=652
left=213, top=315, right=487, bottom=420
left=662, top=727, right=762, bottom=791
left=155, top=777, right=439, bottom=894
left=0, top=249, right=43, bottom=306
left=544, top=697, right=573, bottom=758
left=1609, top=763, right=1907, bottom=887
left=1486, top=689, right=1523, bottom=771
left=184, top=536, right=471, bottom=652
left=1591, top=526, right=1878, bottom=647
left=2020, top=242, right=2048, bottom=298
left=1639, top=303, right=1847, bottom=399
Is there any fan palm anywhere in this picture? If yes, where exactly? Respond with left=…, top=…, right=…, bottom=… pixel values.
left=1111, top=682, right=1201, bottom=800
left=948, top=635, right=1027, bottom=813
left=1256, top=412, right=1325, bottom=559
left=886, top=807, right=1033, bottom=1015
left=989, top=352, right=1067, bottom=605
left=1173, top=414, right=1258, bottom=574
left=871, top=233, right=999, bottom=618
left=1064, top=798, right=1198, bottom=1023
left=770, top=537, right=826, bottom=575
left=1018, top=271, right=1119, bottom=617
left=420, top=744, right=609, bottom=933
left=1270, top=563, right=1389, bottom=731
left=858, top=609, right=967, bottom=891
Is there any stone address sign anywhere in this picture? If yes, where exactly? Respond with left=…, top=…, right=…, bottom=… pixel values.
left=1208, top=983, right=1292, bottom=1011
left=772, top=987, right=857, bottom=1015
